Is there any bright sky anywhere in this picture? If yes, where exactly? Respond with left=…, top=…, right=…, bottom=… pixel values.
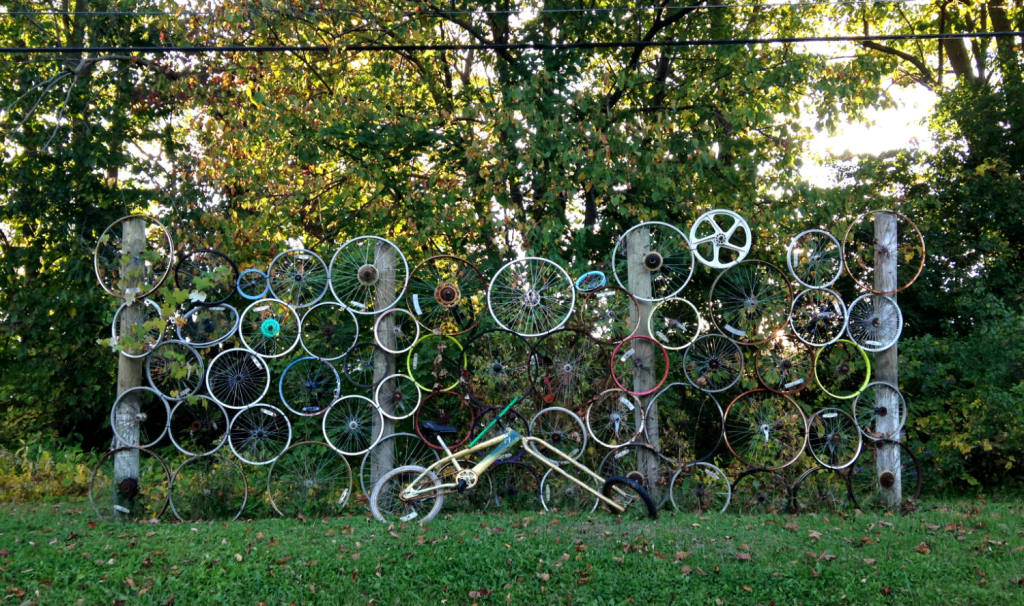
left=800, top=85, right=936, bottom=186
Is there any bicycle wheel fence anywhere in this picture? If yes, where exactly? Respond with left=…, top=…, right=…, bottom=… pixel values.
left=90, top=209, right=923, bottom=520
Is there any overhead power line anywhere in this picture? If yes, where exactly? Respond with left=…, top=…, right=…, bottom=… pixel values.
left=1, top=30, right=1021, bottom=55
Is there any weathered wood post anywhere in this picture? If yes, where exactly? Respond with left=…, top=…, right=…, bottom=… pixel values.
left=370, top=241, right=397, bottom=486
left=873, top=211, right=902, bottom=508
left=113, top=218, right=146, bottom=507
left=625, top=227, right=663, bottom=502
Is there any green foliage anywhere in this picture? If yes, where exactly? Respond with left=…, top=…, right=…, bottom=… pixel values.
left=900, top=293, right=1024, bottom=491
left=0, top=436, right=98, bottom=502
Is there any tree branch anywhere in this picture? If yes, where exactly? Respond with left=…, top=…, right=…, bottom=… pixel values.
left=860, top=40, right=938, bottom=89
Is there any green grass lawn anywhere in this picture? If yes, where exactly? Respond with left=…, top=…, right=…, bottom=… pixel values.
left=2, top=499, right=1022, bottom=605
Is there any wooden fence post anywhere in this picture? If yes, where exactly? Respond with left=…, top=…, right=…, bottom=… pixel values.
left=625, top=227, right=663, bottom=502
left=370, top=242, right=397, bottom=486
left=873, top=211, right=902, bottom=508
left=113, top=218, right=146, bottom=493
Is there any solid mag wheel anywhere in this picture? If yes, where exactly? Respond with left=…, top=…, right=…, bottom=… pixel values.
left=601, top=476, right=658, bottom=519
left=369, top=464, right=444, bottom=524
left=689, top=210, right=751, bottom=269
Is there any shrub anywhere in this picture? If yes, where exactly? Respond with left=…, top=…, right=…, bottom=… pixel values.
left=0, top=435, right=98, bottom=502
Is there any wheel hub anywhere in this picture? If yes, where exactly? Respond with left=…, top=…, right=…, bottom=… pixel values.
left=644, top=252, right=663, bottom=271
left=434, top=282, right=461, bottom=307
left=357, top=264, right=379, bottom=286
left=260, top=318, right=281, bottom=338
left=522, top=289, right=541, bottom=307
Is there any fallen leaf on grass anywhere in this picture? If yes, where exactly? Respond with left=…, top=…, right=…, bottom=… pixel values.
left=915, top=542, right=931, bottom=554
left=863, top=558, right=876, bottom=565
left=742, top=585, right=752, bottom=592
left=808, top=530, right=822, bottom=540
left=736, top=552, right=753, bottom=561
left=537, top=573, right=550, bottom=582
left=681, top=565, right=693, bottom=575
left=784, top=521, right=799, bottom=532
left=674, top=551, right=691, bottom=561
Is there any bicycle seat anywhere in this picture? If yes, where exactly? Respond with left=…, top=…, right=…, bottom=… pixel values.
left=421, top=420, right=457, bottom=435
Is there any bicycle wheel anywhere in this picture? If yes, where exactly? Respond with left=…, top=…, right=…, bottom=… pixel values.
left=646, top=382, right=723, bottom=463
left=169, top=454, right=247, bottom=521
left=110, top=386, right=170, bottom=449
left=597, top=443, right=674, bottom=509
left=267, top=248, right=328, bottom=308
left=708, top=260, right=793, bottom=345
left=528, top=407, right=587, bottom=462
left=488, top=257, right=575, bottom=337
left=374, top=373, right=422, bottom=421
left=299, top=301, right=359, bottom=361
left=754, top=333, right=812, bottom=394
left=786, top=229, right=843, bottom=289
left=267, top=441, right=353, bottom=517
left=730, top=468, right=793, bottom=514
left=807, top=407, right=863, bottom=470
left=489, top=460, right=542, bottom=511
left=539, top=468, right=598, bottom=513
left=682, top=333, right=743, bottom=393
left=110, top=298, right=164, bottom=358
left=601, top=476, right=658, bottom=519
left=205, top=348, right=270, bottom=410
left=279, top=357, right=341, bottom=417
left=94, top=214, right=174, bottom=299
left=842, top=209, right=925, bottom=295
left=689, top=209, right=752, bottom=269
left=168, top=395, right=229, bottom=456
left=145, top=339, right=205, bottom=401
left=464, top=328, right=533, bottom=402
left=369, top=464, right=444, bottom=524
left=612, top=221, right=694, bottom=302
left=813, top=339, right=871, bottom=399
left=407, top=334, right=465, bottom=393
left=322, top=395, right=384, bottom=456
left=472, top=406, right=529, bottom=459
left=575, top=270, right=607, bottom=292
left=669, top=462, right=731, bottom=514
left=648, top=297, right=702, bottom=350
left=528, top=328, right=610, bottom=409
left=610, top=335, right=669, bottom=397
left=329, top=236, right=409, bottom=315
left=340, top=340, right=379, bottom=391
left=372, top=307, right=420, bottom=355
left=789, top=288, right=847, bottom=347
left=359, top=433, right=440, bottom=501
left=406, top=254, right=486, bottom=335
left=239, top=298, right=300, bottom=359
left=723, top=389, right=808, bottom=471
left=846, top=440, right=922, bottom=510
left=174, top=248, right=238, bottom=306
left=228, top=404, right=292, bottom=466
left=585, top=389, right=644, bottom=449
left=845, top=293, right=903, bottom=352
left=176, top=304, right=238, bottom=348
left=414, top=390, right=476, bottom=450
left=791, top=466, right=851, bottom=513
left=852, top=381, right=907, bottom=441
left=237, top=268, right=269, bottom=300
left=575, top=285, right=640, bottom=345
left=89, top=446, right=170, bottom=521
